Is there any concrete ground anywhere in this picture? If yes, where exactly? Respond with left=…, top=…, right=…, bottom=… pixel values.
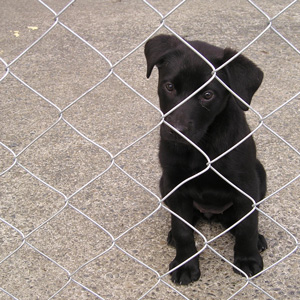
left=0, top=0, right=299, bottom=299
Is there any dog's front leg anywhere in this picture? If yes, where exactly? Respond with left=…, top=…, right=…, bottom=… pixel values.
left=233, top=207, right=264, bottom=277
left=167, top=197, right=200, bottom=285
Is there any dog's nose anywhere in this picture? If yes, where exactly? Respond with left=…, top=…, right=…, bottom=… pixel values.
left=169, top=124, right=188, bottom=136
left=165, top=115, right=189, bottom=135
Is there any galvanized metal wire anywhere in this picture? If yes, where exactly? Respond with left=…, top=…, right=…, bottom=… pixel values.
left=0, top=0, right=299, bottom=299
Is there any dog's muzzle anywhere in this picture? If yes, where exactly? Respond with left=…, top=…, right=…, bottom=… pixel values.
left=161, top=116, right=193, bottom=144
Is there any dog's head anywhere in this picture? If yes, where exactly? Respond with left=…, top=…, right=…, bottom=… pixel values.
left=145, top=34, right=263, bottom=145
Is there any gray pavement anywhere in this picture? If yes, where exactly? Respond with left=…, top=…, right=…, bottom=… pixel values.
left=0, top=0, right=299, bottom=299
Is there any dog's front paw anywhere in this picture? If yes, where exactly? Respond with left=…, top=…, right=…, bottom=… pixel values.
left=169, top=257, right=200, bottom=285
left=233, top=251, right=263, bottom=277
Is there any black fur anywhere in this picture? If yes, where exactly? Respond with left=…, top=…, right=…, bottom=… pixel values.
left=145, top=34, right=267, bottom=285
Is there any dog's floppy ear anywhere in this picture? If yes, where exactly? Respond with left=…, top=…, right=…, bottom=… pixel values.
left=223, top=48, right=263, bottom=111
left=145, top=34, right=180, bottom=78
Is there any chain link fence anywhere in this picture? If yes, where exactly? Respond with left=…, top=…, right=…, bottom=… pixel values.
left=0, top=0, right=299, bottom=299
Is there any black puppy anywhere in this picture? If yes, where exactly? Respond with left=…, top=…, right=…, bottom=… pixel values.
left=145, top=34, right=267, bottom=285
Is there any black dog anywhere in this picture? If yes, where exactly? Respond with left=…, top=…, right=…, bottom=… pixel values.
left=145, top=34, right=267, bottom=285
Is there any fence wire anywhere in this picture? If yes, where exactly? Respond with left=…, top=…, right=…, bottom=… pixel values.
left=0, top=0, right=299, bottom=299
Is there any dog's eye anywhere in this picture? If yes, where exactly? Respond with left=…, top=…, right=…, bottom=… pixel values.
left=165, top=82, right=175, bottom=92
left=202, top=90, right=214, bottom=100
